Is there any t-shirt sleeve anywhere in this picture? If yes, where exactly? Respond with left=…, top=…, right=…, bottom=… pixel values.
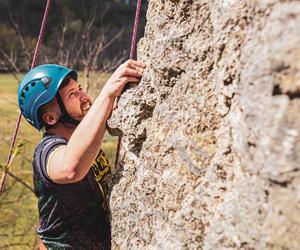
left=33, top=136, right=67, bottom=186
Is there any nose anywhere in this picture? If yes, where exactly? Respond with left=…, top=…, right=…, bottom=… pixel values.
left=80, top=91, right=89, bottom=102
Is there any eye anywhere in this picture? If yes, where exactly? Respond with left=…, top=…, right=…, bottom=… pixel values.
left=78, top=84, right=83, bottom=91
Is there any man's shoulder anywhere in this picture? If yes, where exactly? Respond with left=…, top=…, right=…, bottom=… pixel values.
left=40, top=135, right=67, bottom=150
left=37, top=134, right=67, bottom=149
left=33, top=134, right=68, bottom=186
left=34, top=134, right=67, bottom=161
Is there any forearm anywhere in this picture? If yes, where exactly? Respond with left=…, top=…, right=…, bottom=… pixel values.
left=52, top=59, right=145, bottom=183
left=63, top=92, right=115, bottom=181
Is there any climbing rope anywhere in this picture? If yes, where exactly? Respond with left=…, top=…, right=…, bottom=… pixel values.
left=0, top=0, right=52, bottom=193
left=130, top=0, right=142, bottom=59
left=114, top=0, right=142, bottom=168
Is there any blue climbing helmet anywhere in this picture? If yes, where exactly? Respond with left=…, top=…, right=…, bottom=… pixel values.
left=18, top=64, right=77, bottom=131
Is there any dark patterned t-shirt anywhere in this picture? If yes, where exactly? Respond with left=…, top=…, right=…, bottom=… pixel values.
left=32, top=134, right=111, bottom=249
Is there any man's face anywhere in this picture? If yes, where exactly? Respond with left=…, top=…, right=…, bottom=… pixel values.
left=58, top=78, right=93, bottom=121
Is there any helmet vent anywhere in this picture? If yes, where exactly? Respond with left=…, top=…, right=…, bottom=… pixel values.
left=31, top=82, right=36, bottom=87
left=41, top=77, right=52, bottom=89
left=21, top=93, right=25, bottom=98
left=25, top=86, right=29, bottom=92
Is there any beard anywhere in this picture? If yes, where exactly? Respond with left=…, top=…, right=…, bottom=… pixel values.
left=73, top=99, right=93, bottom=120
left=62, top=95, right=93, bottom=124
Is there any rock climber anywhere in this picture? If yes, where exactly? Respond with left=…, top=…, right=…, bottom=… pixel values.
left=17, top=59, right=145, bottom=249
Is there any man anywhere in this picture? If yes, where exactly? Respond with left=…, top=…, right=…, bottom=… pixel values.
left=17, top=60, right=145, bottom=249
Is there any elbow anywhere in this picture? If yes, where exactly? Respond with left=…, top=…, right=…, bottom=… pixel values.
left=64, top=166, right=85, bottom=183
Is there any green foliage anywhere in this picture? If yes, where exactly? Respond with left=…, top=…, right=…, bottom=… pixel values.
left=9, top=139, right=26, bottom=163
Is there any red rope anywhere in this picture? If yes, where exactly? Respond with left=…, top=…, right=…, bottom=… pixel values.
left=114, top=0, right=142, bottom=168
left=31, top=0, right=52, bottom=69
left=130, top=0, right=142, bottom=60
left=0, top=0, right=52, bottom=193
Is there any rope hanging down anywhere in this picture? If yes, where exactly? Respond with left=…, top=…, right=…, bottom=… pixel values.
left=0, top=0, right=52, bottom=193
left=114, top=0, right=142, bottom=168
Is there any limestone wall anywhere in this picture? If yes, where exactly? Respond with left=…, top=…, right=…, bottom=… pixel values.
left=107, top=1, right=300, bottom=249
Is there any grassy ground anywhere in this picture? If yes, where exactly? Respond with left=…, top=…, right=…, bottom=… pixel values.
left=0, top=73, right=117, bottom=249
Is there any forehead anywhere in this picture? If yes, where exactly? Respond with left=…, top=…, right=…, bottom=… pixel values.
left=59, top=78, right=78, bottom=94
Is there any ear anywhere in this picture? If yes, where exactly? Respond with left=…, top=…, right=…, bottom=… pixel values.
left=42, top=111, right=60, bottom=126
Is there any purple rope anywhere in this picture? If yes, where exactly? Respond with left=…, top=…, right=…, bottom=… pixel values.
left=130, top=0, right=142, bottom=60
left=31, top=0, right=52, bottom=69
left=0, top=0, right=52, bottom=193
left=115, top=0, right=142, bottom=168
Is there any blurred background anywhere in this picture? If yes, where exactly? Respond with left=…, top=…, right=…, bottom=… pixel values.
left=0, top=0, right=147, bottom=248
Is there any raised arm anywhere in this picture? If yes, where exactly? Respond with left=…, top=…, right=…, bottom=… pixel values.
left=47, top=60, right=145, bottom=184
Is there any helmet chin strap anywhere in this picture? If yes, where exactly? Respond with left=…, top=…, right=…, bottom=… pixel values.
left=55, top=92, right=81, bottom=126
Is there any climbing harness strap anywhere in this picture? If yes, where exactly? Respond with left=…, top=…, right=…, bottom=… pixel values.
left=0, top=0, right=52, bottom=193
left=114, top=0, right=142, bottom=168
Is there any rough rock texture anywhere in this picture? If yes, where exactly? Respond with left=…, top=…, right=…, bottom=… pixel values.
left=107, top=0, right=300, bottom=249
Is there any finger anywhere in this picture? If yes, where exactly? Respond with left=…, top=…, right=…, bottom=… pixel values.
left=125, top=59, right=146, bottom=68
left=117, top=60, right=131, bottom=70
left=119, top=76, right=141, bottom=86
left=120, top=68, right=143, bottom=78
left=127, top=63, right=145, bottom=74
left=132, top=60, right=146, bottom=68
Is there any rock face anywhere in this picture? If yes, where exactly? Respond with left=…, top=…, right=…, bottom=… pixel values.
left=107, top=0, right=300, bottom=249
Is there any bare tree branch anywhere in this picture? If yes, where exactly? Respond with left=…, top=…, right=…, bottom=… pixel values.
left=0, top=165, right=34, bottom=193
left=4, top=0, right=31, bottom=69
left=102, top=50, right=127, bottom=72
left=0, top=48, right=21, bottom=82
